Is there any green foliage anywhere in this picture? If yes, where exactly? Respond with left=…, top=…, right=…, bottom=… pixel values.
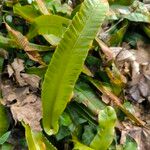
left=82, top=125, right=96, bottom=145
left=0, top=143, right=14, bottom=150
left=23, top=123, right=56, bottom=150
left=0, top=105, right=9, bottom=137
left=74, top=82, right=106, bottom=114
left=13, top=3, right=40, bottom=22
left=143, top=25, right=150, bottom=38
left=124, top=13, right=150, bottom=23
left=106, top=21, right=129, bottom=46
left=0, top=57, right=4, bottom=72
left=0, top=131, right=11, bottom=145
left=0, top=0, right=147, bottom=149
left=73, top=139, right=94, bottom=150
left=109, top=0, right=134, bottom=6
left=42, top=0, right=109, bottom=135
left=27, top=15, right=70, bottom=39
left=90, top=106, right=117, bottom=150
left=44, top=0, right=72, bottom=15
left=124, top=136, right=138, bottom=150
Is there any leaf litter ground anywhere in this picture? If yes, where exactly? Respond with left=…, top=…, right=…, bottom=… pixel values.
left=0, top=0, right=150, bottom=149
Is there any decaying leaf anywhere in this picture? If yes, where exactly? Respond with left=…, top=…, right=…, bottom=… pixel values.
left=5, top=23, right=45, bottom=65
left=120, top=122, right=150, bottom=150
left=1, top=82, right=29, bottom=105
left=7, top=58, right=41, bottom=88
left=128, top=71, right=150, bottom=103
left=136, top=41, right=150, bottom=64
left=1, top=80, right=42, bottom=131
left=1, top=58, right=42, bottom=131
left=7, top=58, right=26, bottom=86
left=96, top=37, right=114, bottom=61
left=11, top=98, right=42, bottom=131
left=0, top=48, right=8, bottom=59
left=89, top=78, right=145, bottom=126
left=110, top=42, right=150, bottom=103
left=35, top=0, right=50, bottom=15
left=20, top=73, right=41, bottom=89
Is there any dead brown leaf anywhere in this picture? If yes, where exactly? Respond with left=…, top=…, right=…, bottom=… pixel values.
left=1, top=80, right=42, bottom=131
left=122, top=124, right=150, bottom=150
left=110, top=44, right=150, bottom=103
left=11, top=98, right=42, bottom=131
left=136, top=41, right=150, bottom=64
left=1, top=81, right=29, bottom=105
left=5, top=23, right=46, bottom=65
left=115, top=117, right=149, bottom=150
left=127, top=65, right=150, bottom=103
left=7, top=58, right=41, bottom=88
left=1, top=58, right=42, bottom=131
left=8, top=58, right=27, bottom=86
left=20, top=73, right=41, bottom=89
left=0, top=48, right=8, bottom=59
left=96, top=37, right=114, bottom=60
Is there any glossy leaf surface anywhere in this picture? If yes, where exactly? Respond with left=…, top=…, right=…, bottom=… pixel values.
left=42, top=0, right=109, bottom=135
left=90, top=106, right=117, bottom=150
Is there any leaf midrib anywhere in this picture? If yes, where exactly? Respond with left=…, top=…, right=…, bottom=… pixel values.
left=50, top=2, right=101, bottom=121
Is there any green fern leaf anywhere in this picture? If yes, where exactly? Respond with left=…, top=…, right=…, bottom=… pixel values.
left=90, top=106, right=117, bottom=150
left=23, top=123, right=57, bottom=150
left=42, top=0, right=109, bottom=135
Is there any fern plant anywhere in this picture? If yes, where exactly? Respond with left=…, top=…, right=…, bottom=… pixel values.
left=42, top=0, right=109, bottom=135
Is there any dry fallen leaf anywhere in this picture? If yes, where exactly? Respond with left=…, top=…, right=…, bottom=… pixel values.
left=1, top=80, right=42, bottom=131
left=1, top=58, right=42, bottom=131
left=5, top=23, right=46, bottom=65
left=7, top=58, right=41, bottom=88
left=0, top=48, right=8, bottom=59
left=7, top=58, right=27, bottom=86
left=136, top=41, right=150, bottom=64
left=120, top=121, right=150, bottom=150
left=7, top=65, right=14, bottom=77
left=128, top=127, right=150, bottom=150
left=11, top=98, right=42, bottom=131
left=110, top=44, right=150, bottom=103
left=20, top=73, right=41, bottom=89
left=127, top=65, right=150, bottom=103
left=96, top=37, right=114, bottom=61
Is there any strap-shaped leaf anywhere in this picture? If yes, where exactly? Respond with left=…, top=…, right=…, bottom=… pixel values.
left=27, top=15, right=70, bottom=40
left=23, top=124, right=56, bottom=150
left=13, top=4, right=40, bottom=22
left=0, top=35, right=51, bottom=52
left=74, top=82, right=106, bottom=114
left=90, top=106, right=117, bottom=150
left=73, top=139, right=94, bottom=150
left=42, top=0, right=109, bottom=135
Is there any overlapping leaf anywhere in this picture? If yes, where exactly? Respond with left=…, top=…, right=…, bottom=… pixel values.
left=27, top=15, right=70, bottom=40
left=90, top=106, right=117, bottom=150
left=23, top=124, right=56, bottom=150
left=42, top=0, right=109, bottom=135
left=5, top=23, right=45, bottom=65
